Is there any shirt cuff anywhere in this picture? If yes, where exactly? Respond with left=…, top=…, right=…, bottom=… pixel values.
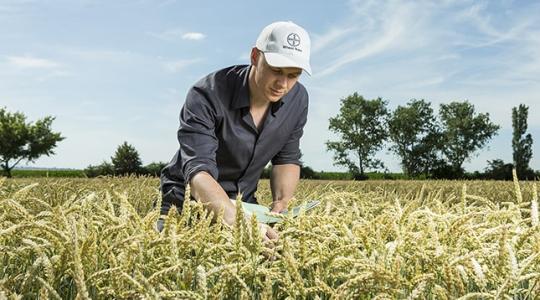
left=184, top=162, right=219, bottom=183
left=271, top=158, right=302, bottom=166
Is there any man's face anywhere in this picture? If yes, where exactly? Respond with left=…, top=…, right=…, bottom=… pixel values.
left=251, top=50, right=302, bottom=103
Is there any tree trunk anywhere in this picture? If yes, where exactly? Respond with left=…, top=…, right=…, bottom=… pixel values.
left=358, top=150, right=364, bottom=176
left=2, top=162, right=12, bottom=178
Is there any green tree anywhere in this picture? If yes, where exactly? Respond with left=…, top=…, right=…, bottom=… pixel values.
left=483, top=159, right=513, bottom=180
left=512, top=104, right=534, bottom=179
left=111, top=141, right=142, bottom=175
left=300, top=165, right=318, bottom=179
left=0, top=107, right=64, bottom=177
left=84, top=161, right=115, bottom=177
left=143, top=161, right=167, bottom=177
left=388, top=99, right=441, bottom=177
left=326, top=93, right=389, bottom=179
left=439, top=101, right=500, bottom=175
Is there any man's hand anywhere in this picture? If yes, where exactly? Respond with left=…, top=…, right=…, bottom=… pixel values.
left=191, top=171, right=238, bottom=225
left=270, top=200, right=288, bottom=213
left=259, top=223, right=279, bottom=243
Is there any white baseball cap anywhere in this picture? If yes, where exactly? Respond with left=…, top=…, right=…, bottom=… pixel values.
left=255, top=21, right=312, bottom=75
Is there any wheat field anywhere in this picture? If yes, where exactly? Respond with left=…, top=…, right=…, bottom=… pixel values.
left=1, top=175, right=539, bottom=299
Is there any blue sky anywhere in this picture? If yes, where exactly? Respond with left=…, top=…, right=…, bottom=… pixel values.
left=1, top=0, right=539, bottom=172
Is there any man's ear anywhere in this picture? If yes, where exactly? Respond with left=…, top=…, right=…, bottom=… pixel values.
left=250, top=47, right=259, bottom=66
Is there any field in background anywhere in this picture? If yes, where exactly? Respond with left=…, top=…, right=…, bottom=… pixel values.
left=10, top=169, right=87, bottom=178
left=9, top=168, right=405, bottom=180
left=1, top=177, right=539, bottom=299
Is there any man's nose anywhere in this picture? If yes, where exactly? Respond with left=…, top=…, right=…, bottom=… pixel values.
left=276, top=75, right=287, bottom=88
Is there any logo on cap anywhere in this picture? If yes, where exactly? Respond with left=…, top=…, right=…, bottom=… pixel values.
left=287, top=33, right=301, bottom=47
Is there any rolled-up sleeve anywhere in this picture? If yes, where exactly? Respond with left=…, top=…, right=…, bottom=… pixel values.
left=271, top=103, right=308, bottom=166
left=179, top=87, right=220, bottom=182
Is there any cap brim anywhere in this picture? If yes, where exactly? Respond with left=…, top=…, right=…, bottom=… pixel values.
left=264, top=52, right=312, bottom=76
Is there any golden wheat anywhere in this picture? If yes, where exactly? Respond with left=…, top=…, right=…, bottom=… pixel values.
left=1, top=176, right=539, bottom=298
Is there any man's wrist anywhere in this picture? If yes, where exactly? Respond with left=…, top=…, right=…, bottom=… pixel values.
left=270, top=198, right=290, bottom=212
left=272, top=197, right=290, bottom=204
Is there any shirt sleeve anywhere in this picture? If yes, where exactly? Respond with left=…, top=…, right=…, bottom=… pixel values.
left=271, top=103, right=308, bottom=166
left=179, top=87, right=220, bottom=182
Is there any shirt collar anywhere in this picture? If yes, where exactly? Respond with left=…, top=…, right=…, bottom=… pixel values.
left=231, top=65, right=286, bottom=115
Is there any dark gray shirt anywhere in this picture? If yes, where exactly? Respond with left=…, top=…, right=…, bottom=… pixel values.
left=159, top=65, right=309, bottom=215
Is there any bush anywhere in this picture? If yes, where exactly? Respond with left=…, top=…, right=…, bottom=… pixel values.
left=430, top=161, right=464, bottom=179
left=366, top=172, right=410, bottom=180
left=142, top=162, right=167, bottom=177
left=316, top=171, right=353, bottom=180
left=482, top=159, right=513, bottom=180
left=259, top=165, right=352, bottom=180
left=300, top=166, right=318, bottom=179
left=84, top=161, right=115, bottom=177
left=518, top=168, right=537, bottom=180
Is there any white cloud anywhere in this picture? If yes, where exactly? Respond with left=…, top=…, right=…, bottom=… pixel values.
left=162, top=58, right=202, bottom=73
left=148, top=29, right=206, bottom=42
left=311, top=27, right=357, bottom=54
left=313, top=1, right=418, bottom=77
left=317, top=26, right=405, bottom=77
left=315, top=20, right=404, bottom=77
left=6, top=56, right=59, bottom=68
left=182, top=32, right=206, bottom=41
left=456, top=3, right=536, bottom=48
left=148, top=28, right=184, bottom=42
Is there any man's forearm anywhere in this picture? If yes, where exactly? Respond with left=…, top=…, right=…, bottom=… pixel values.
left=270, top=164, right=300, bottom=211
left=190, top=171, right=237, bottom=226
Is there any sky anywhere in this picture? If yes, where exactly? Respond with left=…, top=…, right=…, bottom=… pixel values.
left=1, top=0, right=539, bottom=173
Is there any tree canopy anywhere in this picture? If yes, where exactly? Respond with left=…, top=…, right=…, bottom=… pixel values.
left=111, top=141, right=143, bottom=175
left=439, top=101, right=500, bottom=175
left=512, top=104, right=534, bottom=179
left=326, top=93, right=389, bottom=179
left=388, top=99, right=440, bottom=177
left=0, top=107, right=64, bottom=177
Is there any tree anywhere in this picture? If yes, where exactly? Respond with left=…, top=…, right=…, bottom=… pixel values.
left=0, top=107, right=64, bottom=177
left=143, top=161, right=167, bottom=177
left=84, top=161, right=115, bottom=177
left=483, top=159, right=513, bottom=180
left=439, top=101, right=500, bottom=175
left=326, top=93, right=389, bottom=179
left=388, top=99, right=441, bottom=177
left=300, top=165, right=318, bottom=179
left=111, top=142, right=142, bottom=175
left=512, top=104, right=534, bottom=179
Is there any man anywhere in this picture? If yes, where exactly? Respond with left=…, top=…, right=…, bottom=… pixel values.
left=158, top=21, right=311, bottom=242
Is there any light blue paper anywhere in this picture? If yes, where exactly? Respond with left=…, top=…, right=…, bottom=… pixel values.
left=239, top=200, right=320, bottom=224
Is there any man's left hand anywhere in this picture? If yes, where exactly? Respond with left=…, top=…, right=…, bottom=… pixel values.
left=270, top=200, right=288, bottom=213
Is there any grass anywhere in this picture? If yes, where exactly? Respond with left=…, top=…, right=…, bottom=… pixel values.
left=1, top=177, right=539, bottom=299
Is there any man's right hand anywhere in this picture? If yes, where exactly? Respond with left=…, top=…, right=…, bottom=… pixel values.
left=258, top=222, right=279, bottom=243
left=191, top=171, right=279, bottom=246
